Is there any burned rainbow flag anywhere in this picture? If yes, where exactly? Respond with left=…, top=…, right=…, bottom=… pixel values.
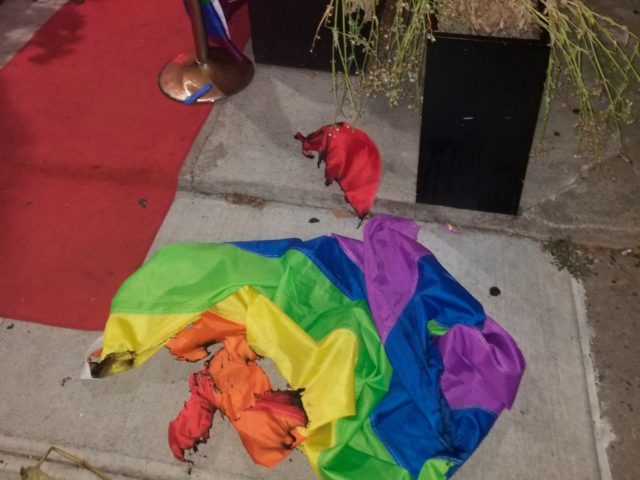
left=87, top=215, right=525, bottom=479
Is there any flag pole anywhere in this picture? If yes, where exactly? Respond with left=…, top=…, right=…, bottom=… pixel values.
left=189, top=0, right=210, bottom=66
left=158, top=0, right=254, bottom=104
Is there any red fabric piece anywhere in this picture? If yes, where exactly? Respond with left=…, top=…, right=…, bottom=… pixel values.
left=168, top=371, right=220, bottom=462
left=294, top=122, right=381, bottom=218
left=250, top=390, right=309, bottom=432
left=0, top=0, right=250, bottom=330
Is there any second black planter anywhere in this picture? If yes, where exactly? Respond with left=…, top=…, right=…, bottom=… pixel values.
left=416, top=33, right=550, bottom=215
left=247, top=0, right=381, bottom=72
left=247, top=0, right=334, bottom=70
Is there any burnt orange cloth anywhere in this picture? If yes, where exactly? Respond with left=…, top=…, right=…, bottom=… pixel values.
left=294, top=123, right=381, bottom=219
left=167, top=312, right=307, bottom=466
left=166, top=311, right=246, bottom=362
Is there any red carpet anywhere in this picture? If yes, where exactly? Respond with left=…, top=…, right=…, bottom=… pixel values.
left=0, top=0, right=249, bottom=330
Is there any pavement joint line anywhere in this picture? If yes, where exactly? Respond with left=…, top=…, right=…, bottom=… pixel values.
left=520, top=173, right=584, bottom=207
left=524, top=215, right=640, bottom=235
left=180, top=107, right=226, bottom=191
left=0, top=435, right=255, bottom=480
left=571, top=279, right=614, bottom=480
left=176, top=183, right=640, bottom=248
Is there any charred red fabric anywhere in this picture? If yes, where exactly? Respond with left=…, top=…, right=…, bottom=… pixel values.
left=168, top=371, right=220, bottom=461
left=294, top=123, right=381, bottom=218
left=167, top=313, right=307, bottom=466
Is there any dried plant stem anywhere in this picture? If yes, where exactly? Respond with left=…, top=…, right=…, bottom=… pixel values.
left=322, top=0, right=640, bottom=150
left=34, top=447, right=112, bottom=480
left=323, top=0, right=380, bottom=115
left=526, top=0, right=640, bottom=144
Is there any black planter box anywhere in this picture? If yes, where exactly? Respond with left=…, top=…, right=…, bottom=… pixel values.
left=247, top=0, right=381, bottom=71
left=416, top=32, right=550, bottom=215
left=247, top=0, right=335, bottom=70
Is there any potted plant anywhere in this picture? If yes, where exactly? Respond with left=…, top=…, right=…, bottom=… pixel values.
left=318, top=0, right=640, bottom=214
left=244, top=1, right=639, bottom=214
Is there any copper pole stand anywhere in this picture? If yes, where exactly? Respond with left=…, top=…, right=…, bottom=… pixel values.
left=158, top=0, right=254, bottom=104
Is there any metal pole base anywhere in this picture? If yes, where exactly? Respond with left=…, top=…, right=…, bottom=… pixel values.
left=158, top=46, right=254, bottom=104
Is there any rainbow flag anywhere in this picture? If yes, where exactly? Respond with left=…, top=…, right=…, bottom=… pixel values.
left=184, top=0, right=244, bottom=61
left=88, top=215, right=525, bottom=479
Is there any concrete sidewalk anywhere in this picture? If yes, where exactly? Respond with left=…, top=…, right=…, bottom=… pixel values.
left=0, top=0, right=636, bottom=478
left=0, top=193, right=609, bottom=480
left=178, top=48, right=640, bottom=249
left=0, top=0, right=67, bottom=68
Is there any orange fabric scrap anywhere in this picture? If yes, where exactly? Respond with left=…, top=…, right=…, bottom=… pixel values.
left=234, top=390, right=307, bottom=467
left=166, top=311, right=308, bottom=467
left=165, top=311, right=245, bottom=361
